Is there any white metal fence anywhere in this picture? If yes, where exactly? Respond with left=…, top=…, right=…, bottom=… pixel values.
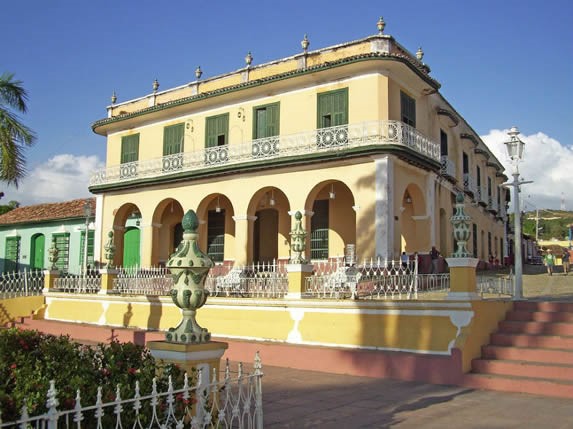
left=304, top=257, right=450, bottom=300
left=113, top=266, right=173, bottom=295
left=54, top=271, right=101, bottom=294
left=0, top=354, right=264, bottom=429
left=0, top=269, right=44, bottom=298
left=477, top=272, right=514, bottom=297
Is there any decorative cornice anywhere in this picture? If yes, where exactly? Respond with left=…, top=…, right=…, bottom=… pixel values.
left=460, top=133, right=479, bottom=147
left=92, top=52, right=441, bottom=134
left=436, top=108, right=459, bottom=127
left=474, top=148, right=490, bottom=159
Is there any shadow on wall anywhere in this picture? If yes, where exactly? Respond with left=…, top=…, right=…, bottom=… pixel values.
left=146, top=296, right=163, bottom=330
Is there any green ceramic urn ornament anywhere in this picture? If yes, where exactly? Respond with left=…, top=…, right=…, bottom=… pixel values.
left=166, top=209, right=214, bottom=344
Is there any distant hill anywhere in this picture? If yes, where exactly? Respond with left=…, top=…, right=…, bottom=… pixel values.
left=521, top=209, right=573, bottom=241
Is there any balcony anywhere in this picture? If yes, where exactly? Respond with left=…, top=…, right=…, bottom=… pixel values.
left=89, top=121, right=440, bottom=187
left=476, top=187, right=488, bottom=207
left=439, top=156, right=456, bottom=181
left=463, top=173, right=477, bottom=197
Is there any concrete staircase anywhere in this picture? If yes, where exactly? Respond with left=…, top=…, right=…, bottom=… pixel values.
left=463, top=301, right=573, bottom=398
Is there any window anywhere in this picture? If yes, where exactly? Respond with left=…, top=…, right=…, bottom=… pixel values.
left=163, top=123, right=184, bottom=172
left=53, top=233, right=70, bottom=273
left=121, top=134, right=139, bottom=163
left=4, top=236, right=20, bottom=272
left=310, top=200, right=329, bottom=260
left=79, top=230, right=95, bottom=270
left=207, top=210, right=225, bottom=263
left=317, top=88, right=348, bottom=148
left=317, top=88, right=348, bottom=128
left=120, top=134, right=139, bottom=179
left=163, top=123, right=184, bottom=155
left=462, top=152, right=469, bottom=174
left=400, top=91, right=416, bottom=127
left=252, top=103, right=280, bottom=157
left=476, top=166, right=481, bottom=188
left=205, top=114, right=229, bottom=148
left=440, top=130, right=448, bottom=156
left=472, top=224, right=478, bottom=259
left=253, top=103, right=280, bottom=139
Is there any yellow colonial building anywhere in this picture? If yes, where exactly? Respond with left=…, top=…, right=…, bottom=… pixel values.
left=89, top=20, right=507, bottom=270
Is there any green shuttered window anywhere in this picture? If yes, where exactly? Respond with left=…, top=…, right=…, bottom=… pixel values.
left=163, top=123, right=184, bottom=155
left=5, top=236, right=21, bottom=272
left=253, top=103, right=280, bottom=139
left=317, top=88, right=348, bottom=128
left=121, top=134, right=139, bottom=164
left=207, top=210, right=225, bottom=263
left=310, top=200, right=329, bottom=260
left=400, top=91, right=416, bottom=127
left=53, top=233, right=70, bottom=273
left=79, top=230, right=95, bottom=269
left=205, top=114, right=229, bottom=147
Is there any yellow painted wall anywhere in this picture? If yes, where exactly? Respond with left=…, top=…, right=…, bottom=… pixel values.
left=42, top=294, right=473, bottom=355
left=0, top=296, right=44, bottom=325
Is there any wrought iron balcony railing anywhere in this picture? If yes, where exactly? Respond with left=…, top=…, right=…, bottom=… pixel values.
left=439, top=156, right=456, bottom=180
left=463, top=173, right=477, bottom=196
left=90, top=120, right=440, bottom=186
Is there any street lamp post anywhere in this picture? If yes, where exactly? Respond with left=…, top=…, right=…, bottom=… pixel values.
left=83, top=199, right=92, bottom=275
left=504, top=127, right=531, bottom=300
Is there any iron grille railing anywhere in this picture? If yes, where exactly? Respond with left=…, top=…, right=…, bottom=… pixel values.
left=440, top=156, right=456, bottom=179
left=54, top=271, right=101, bottom=294
left=0, top=354, right=264, bottom=429
left=90, top=120, right=440, bottom=186
left=112, top=266, right=172, bottom=295
left=0, top=269, right=44, bottom=298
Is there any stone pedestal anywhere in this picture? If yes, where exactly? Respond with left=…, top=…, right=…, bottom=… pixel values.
left=286, top=264, right=314, bottom=299
left=98, top=268, right=118, bottom=295
left=42, top=269, right=59, bottom=293
left=446, top=257, right=480, bottom=300
left=148, top=340, right=229, bottom=387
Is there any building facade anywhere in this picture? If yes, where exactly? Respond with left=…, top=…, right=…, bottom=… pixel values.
left=90, top=21, right=508, bottom=269
left=0, top=199, right=96, bottom=274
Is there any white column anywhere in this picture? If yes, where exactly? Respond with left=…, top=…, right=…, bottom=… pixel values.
left=426, top=173, right=437, bottom=247
left=374, top=156, right=393, bottom=259
left=94, top=195, right=104, bottom=266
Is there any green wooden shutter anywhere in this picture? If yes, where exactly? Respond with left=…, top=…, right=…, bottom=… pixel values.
left=253, top=103, right=280, bottom=139
left=5, top=236, right=21, bottom=272
left=53, top=233, right=70, bottom=273
left=207, top=210, right=225, bottom=262
left=79, top=230, right=95, bottom=269
left=121, top=134, right=140, bottom=163
left=31, top=234, right=45, bottom=270
left=317, top=88, right=348, bottom=128
left=400, top=91, right=416, bottom=127
left=310, top=200, right=329, bottom=260
left=205, top=114, right=229, bottom=147
left=163, top=124, right=184, bottom=156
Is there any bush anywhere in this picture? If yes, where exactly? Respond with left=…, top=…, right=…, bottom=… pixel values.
left=0, top=328, right=187, bottom=424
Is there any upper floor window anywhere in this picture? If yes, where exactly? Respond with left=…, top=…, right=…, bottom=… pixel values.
left=121, top=134, right=139, bottom=164
left=163, top=123, right=184, bottom=156
left=206, top=113, right=229, bottom=148
left=400, top=91, right=416, bottom=127
left=476, top=166, right=481, bottom=187
left=317, top=88, right=348, bottom=128
left=463, top=152, right=469, bottom=174
left=440, top=129, right=448, bottom=156
left=253, top=103, right=280, bottom=139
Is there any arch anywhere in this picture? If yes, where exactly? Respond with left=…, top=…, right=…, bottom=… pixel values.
left=248, top=187, right=291, bottom=264
left=196, top=194, right=236, bottom=264
left=399, top=184, right=427, bottom=254
left=304, top=180, right=356, bottom=261
left=30, top=233, right=45, bottom=270
left=111, top=203, right=143, bottom=268
left=151, top=198, right=185, bottom=266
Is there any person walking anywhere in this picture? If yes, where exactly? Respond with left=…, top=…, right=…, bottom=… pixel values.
left=544, top=249, right=555, bottom=276
left=430, top=246, right=440, bottom=274
left=562, top=248, right=570, bottom=275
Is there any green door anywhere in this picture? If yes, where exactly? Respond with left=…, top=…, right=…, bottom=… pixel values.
left=123, top=227, right=141, bottom=268
left=31, top=234, right=45, bottom=270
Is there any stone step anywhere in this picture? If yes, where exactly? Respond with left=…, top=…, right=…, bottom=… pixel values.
left=506, top=310, right=573, bottom=323
left=471, top=359, right=573, bottom=381
left=490, top=332, right=573, bottom=351
left=482, top=345, right=573, bottom=365
left=499, top=320, right=573, bottom=336
left=513, top=301, right=573, bottom=313
left=463, top=373, right=573, bottom=399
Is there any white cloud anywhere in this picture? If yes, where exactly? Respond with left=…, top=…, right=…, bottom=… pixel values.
left=481, top=129, right=573, bottom=211
left=2, top=154, right=104, bottom=206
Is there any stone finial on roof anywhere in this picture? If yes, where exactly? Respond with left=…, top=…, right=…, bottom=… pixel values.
left=301, top=34, right=310, bottom=53
left=377, top=17, right=386, bottom=34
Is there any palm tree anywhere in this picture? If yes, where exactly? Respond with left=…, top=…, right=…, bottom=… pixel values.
left=0, top=72, right=36, bottom=186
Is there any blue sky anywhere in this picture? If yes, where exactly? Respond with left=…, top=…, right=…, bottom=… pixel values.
left=2, top=0, right=572, bottom=210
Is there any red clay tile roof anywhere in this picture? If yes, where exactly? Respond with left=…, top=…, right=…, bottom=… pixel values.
left=0, top=198, right=96, bottom=226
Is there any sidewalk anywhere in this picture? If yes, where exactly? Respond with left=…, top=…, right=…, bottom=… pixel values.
left=259, top=364, right=573, bottom=428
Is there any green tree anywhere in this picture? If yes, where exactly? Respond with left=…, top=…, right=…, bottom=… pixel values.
left=0, top=200, right=19, bottom=215
left=0, top=72, right=36, bottom=186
